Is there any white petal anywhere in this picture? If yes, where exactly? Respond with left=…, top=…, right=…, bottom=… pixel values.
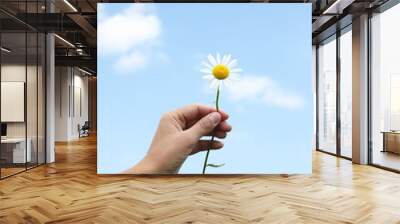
left=202, top=75, right=214, bottom=80
left=208, top=54, right=217, bottom=66
left=229, top=65, right=238, bottom=70
left=200, top=68, right=212, bottom=73
left=227, top=59, right=237, bottom=68
left=202, top=61, right=213, bottom=69
left=222, top=54, right=230, bottom=65
left=216, top=81, right=222, bottom=89
left=210, top=79, right=219, bottom=89
left=216, top=53, right=221, bottom=64
left=223, top=80, right=231, bottom=87
left=230, top=68, right=242, bottom=73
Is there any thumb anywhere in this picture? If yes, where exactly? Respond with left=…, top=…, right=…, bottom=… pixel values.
left=186, top=112, right=221, bottom=139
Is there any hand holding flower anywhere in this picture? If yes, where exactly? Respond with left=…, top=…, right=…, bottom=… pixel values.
left=124, top=104, right=232, bottom=174
left=125, top=53, right=240, bottom=174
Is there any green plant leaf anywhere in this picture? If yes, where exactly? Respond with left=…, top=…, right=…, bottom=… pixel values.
left=207, top=163, right=225, bottom=168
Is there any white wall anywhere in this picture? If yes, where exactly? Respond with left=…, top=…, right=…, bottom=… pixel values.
left=55, top=67, right=89, bottom=141
left=55, top=66, right=69, bottom=141
left=72, top=73, right=89, bottom=138
left=1, top=64, right=46, bottom=163
left=1, top=82, right=25, bottom=122
left=1, top=65, right=42, bottom=137
left=1, top=65, right=26, bottom=135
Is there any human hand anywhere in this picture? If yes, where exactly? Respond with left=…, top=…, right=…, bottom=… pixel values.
left=124, top=104, right=232, bottom=174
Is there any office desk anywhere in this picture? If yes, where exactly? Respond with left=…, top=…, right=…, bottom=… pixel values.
left=382, top=131, right=400, bottom=154
left=1, top=138, right=31, bottom=163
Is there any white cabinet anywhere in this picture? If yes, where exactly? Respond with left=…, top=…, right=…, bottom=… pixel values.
left=1, top=138, right=32, bottom=163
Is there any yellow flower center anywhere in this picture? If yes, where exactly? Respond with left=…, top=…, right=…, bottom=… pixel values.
left=212, top=64, right=230, bottom=80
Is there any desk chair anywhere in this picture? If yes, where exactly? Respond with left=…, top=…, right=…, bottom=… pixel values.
left=79, top=121, right=90, bottom=138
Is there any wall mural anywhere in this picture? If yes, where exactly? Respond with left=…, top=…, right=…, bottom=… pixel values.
left=98, top=3, right=312, bottom=174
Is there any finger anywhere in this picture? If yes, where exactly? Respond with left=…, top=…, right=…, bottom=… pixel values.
left=194, top=121, right=231, bottom=137
left=175, top=104, right=229, bottom=127
left=216, top=121, right=232, bottom=132
left=217, top=110, right=229, bottom=121
left=186, top=111, right=229, bottom=129
left=185, top=112, right=221, bottom=139
left=206, top=130, right=227, bottom=139
left=190, top=140, right=224, bottom=155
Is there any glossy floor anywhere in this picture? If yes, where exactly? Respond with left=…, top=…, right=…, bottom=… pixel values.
left=372, top=150, right=400, bottom=171
left=0, top=135, right=399, bottom=223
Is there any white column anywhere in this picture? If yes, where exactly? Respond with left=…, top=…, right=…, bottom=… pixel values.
left=352, top=14, right=369, bottom=164
left=45, top=1, right=55, bottom=163
left=46, top=33, right=55, bottom=163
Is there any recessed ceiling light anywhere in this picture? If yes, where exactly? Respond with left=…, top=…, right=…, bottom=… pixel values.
left=63, top=0, right=78, bottom=12
left=54, top=34, right=75, bottom=48
left=78, top=67, right=93, bottom=76
left=323, top=0, right=354, bottom=15
left=1, top=47, right=11, bottom=53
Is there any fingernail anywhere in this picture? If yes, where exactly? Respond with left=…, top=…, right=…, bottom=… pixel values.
left=209, top=112, right=221, bottom=125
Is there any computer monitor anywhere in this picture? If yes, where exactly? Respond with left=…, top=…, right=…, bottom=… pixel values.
left=1, top=123, right=7, bottom=137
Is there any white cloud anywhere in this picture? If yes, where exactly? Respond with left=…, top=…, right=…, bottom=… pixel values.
left=98, top=4, right=161, bottom=55
left=98, top=4, right=168, bottom=74
left=225, top=75, right=305, bottom=110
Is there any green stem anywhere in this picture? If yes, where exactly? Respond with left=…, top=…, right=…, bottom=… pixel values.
left=202, top=84, right=220, bottom=174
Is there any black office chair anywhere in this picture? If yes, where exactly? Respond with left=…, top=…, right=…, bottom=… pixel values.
left=79, top=121, right=90, bottom=138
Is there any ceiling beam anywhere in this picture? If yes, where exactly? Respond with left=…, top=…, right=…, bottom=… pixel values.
left=67, top=13, right=97, bottom=40
left=12, top=13, right=82, bottom=32
left=55, top=55, right=96, bottom=72
left=323, top=0, right=356, bottom=14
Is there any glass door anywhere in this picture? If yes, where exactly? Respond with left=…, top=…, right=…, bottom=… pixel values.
left=317, top=35, right=337, bottom=154
left=339, top=27, right=352, bottom=158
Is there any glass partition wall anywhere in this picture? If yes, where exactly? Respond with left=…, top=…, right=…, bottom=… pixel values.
left=317, top=0, right=400, bottom=172
left=370, top=3, right=400, bottom=171
left=0, top=30, right=27, bottom=177
left=0, top=1, right=46, bottom=179
left=316, top=26, right=352, bottom=159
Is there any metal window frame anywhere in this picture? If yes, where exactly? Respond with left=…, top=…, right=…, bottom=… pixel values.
left=315, top=22, right=353, bottom=161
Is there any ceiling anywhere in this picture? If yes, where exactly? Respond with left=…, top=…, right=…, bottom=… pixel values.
left=0, top=0, right=392, bottom=74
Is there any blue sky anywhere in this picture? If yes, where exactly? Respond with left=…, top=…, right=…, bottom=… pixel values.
left=98, top=3, right=312, bottom=174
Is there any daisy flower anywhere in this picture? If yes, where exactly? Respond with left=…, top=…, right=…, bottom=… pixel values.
left=201, top=53, right=242, bottom=89
left=200, top=53, right=242, bottom=174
